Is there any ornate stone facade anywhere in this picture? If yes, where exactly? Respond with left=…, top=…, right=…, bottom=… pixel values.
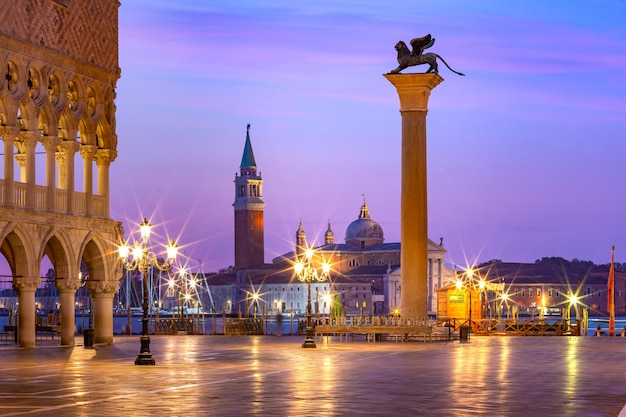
left=0, top=0, right=121, bottom=347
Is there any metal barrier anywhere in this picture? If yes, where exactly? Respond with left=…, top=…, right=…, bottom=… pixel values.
left=154, top=318, right=196, bottom=335
left=313, top=316, right=442, bottom=343
left=437, top=317, right=578, bottom=337
left=224, top=318, right=265, bottom=335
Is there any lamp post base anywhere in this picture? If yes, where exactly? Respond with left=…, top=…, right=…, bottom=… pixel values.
left=302, top=326, right=317, bottom=348
left=135, top=335, right=156, bottom=365
left=135, top=352, right=156, bottom=365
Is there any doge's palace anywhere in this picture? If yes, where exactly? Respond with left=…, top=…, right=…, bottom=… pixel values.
left=0, top=0, right=122, bottom=347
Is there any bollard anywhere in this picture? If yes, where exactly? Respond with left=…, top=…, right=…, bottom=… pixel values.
left=459, top=325, right=470, bottom=343
left=84, top=328, right=95, bottom=348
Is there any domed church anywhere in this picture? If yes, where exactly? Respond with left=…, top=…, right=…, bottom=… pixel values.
left=345, top=200, right=385, bottom=248
left=208, top=126, right=453, bottom=317
left=268, top=198, right=452, bottom=315
left=280, top=199, right=447, bottom=281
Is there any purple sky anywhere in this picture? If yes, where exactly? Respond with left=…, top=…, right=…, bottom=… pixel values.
left=111, top=0, right=626, bottom=272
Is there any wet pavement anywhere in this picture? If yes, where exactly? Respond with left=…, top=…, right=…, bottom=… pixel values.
left=0, top=334, right=625, bottom=416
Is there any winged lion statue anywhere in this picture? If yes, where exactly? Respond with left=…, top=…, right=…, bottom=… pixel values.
left=389, top=34, right=465, bottom=76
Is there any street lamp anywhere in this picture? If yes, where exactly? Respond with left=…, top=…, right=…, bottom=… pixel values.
left=118, top=218, right=178, bottom=365
left=294, top=247, right=330, bottom=348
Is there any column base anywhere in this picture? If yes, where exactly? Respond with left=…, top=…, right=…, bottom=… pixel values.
left=135, top=352, right=156, bottom=365
left=135, top=335, right=156, bottom=365
left=302, top=327, right=317, bottom=348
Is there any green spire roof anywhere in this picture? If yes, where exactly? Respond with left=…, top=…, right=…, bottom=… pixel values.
left=240, top=123, right=257, bottom=168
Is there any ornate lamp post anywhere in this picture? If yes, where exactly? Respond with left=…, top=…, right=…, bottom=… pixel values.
left=294, top=247, right=330, bottom=348
left=118, top=218, right=178, bottom=365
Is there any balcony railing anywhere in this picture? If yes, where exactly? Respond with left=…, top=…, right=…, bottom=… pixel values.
left=0, top=180, right=106, bottom=217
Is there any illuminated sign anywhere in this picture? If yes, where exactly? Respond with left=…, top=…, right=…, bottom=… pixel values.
left=450, top=292, right=465, bottom=303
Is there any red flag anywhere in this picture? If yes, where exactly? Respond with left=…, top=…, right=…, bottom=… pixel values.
left=608, top=246, right=615, bottom=336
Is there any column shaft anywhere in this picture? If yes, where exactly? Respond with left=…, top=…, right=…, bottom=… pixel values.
left=58, top=141, right=79, bottom=214
left=21, top=132, right=38, bottom=208
left=385, top=73, right=443, bottom=318
left=13, top=277, right=41, bottom=348
left=59, top=291, right=77, bottom=346
left=42, top=136, right=59, bottom=211
left=95, top=149, right=116, bottom=218
left=93, top=293, right=115, bottom=344
left=2, top=128, right=18, bottom=206
left=80, top=145, right=97, bottom=216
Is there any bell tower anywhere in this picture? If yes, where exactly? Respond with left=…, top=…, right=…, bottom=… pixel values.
left=233, top=124, right=265, bottom=270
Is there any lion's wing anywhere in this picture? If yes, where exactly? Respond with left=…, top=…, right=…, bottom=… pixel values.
left=409, top=34, right=434, bottom=54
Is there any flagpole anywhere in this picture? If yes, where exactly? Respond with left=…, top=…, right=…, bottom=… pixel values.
left=608, top=245, right=615, bottom=337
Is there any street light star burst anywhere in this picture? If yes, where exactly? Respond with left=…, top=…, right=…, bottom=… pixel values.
left=118, top=218, right=179, bottom=366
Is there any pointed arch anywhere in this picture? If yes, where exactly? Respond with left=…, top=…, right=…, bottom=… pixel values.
left=0, top=221, right=38, bottom=279
left=78, top=231, right=112, bottom=282
left=39, top=226, right=74, bottom=282
left=37, top=98, right=59, bottom=137
left=17, top=98, right=38, bottom=133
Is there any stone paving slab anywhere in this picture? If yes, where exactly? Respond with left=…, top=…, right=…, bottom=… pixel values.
left=0, top=335, right=625, bottom=416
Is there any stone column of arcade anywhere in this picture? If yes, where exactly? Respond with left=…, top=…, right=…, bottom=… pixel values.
left=384, top=73, right=443, bottom=318
left=95, top=149, right=116, bottom=219
left=12, top=277, right=41, bottom=348
left=57, top=278, right=80, bottom=346
left=91, top=281, right=117, bottom=344
left=2, top=126, right=19, bottom=206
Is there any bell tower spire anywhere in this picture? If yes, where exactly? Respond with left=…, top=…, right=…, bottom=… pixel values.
left=295, top=220, right=307, bottom=255
left=233, top=124, right=265, bottom=270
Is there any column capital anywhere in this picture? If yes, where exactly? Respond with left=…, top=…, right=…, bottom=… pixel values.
left=0, top=126, right=21, bottom=140
left=18, top=130, right=40, bottom=146
left=59, top=140, right=81, bottom=154
left=15, top=153, right=26, bottom=167
left=95, top=149, right=117, bottom=165
left=384, top=73, right=443, bottom=111
left=79, top=144, right=98, bottom=159
left=41, top=135, right=61, bottom=151
left=56, top=277, right=81, bottom=293
left=12, top=276, right=41, bottom=292
left=89, top=280, right=119, bottom=297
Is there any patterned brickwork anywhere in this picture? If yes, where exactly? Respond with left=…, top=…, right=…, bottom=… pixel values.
left=0, top=0, right=119, bottom=73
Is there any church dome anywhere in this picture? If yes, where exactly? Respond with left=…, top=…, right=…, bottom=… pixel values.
left=345, top=199, right=384, bottom=247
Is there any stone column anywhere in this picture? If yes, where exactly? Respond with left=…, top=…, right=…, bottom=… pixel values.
left=14, top=153, right=26, bottom=205
left=56, top=277, right=80, bottom=346
left=41, top=136, right=60, bottom=211
left=1, top=126, right=19, bottom=206
left=437, top=258, right=443, bottom=289
left=428, top=258, right=434, bottom=313
left=384, top=73, right=443, bottom=318
left=20, top=131, right=39, bottom=209
left=80, top=145, right=97, bottom=216
left=57, top=141, right=80, bottom=214
left=95, top=149, right=116, bottom=218
left=91, top=281, right=118, bottom=344
left=13, top=276, right=41, bottom=348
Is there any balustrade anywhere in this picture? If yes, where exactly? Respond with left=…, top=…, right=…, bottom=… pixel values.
left=0, top=179, right=105, bottom=217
